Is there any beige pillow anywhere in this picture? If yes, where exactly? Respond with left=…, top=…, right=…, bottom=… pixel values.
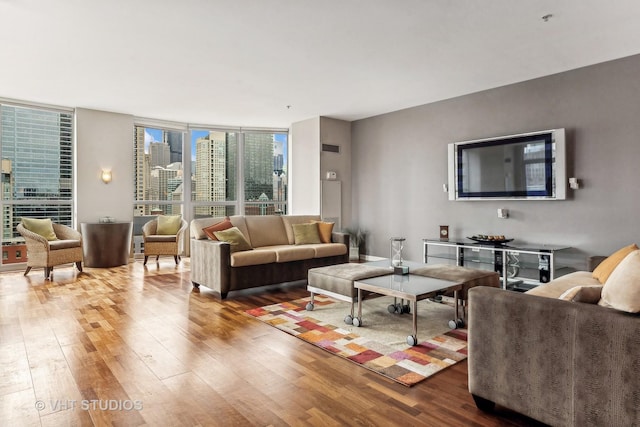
left=592, top=243, right=639, bottom=283
left=157, top=215, right=182, bottom=235
left=213, top=227, right=252, bottom=252
left=599, top=250, right=640, bottom=312
left=203, top=218, right=232, bottom=240
left=558, top=285, right=603, bottom=304
left=312, top=220, right=334, bottom=243
left=21, top=217, right=58, bottom=241
left=292, top=223, right=321, bottom=245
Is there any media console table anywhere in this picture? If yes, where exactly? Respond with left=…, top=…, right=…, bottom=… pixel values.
left=423, top=238, right=571, bottom=291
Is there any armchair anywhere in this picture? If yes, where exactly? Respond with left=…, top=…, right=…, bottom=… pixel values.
left=142, top=217, right=188, bottom=265
left=17, top=221, right=83, bottom=279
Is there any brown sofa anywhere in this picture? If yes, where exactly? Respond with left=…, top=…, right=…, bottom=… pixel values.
left=190, top=215, right=348, bottom=298
left=468, top=255, right=640, bottom=426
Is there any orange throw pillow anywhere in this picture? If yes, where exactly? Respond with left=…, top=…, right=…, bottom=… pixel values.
left=203, top=218, right=233, bottom=240
left=592, top=243, right=639, bottom=283
left=312, top=220, right=335, bottom=243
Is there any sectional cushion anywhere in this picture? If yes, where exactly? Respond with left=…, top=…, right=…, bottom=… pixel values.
left=244, top=215, right=288, bottom=247
left=190, top=216, right=227, bottom=240
left=230, top=248, right=277, bottom=267
left=22, top=217, right=58, bottom=241
left=525, top=271, right=600, bottom=299
left=307, top=243, right=348, bottom=258
left=592, top=243, right=638, bottom=283
left=293, top=223, right=322, bottom=245
left=213, top=227, right=252, bottom=253
left=558, top=285, right=603, bottom=303
left=260, top=245, right=316, bottom=262
left=157, top=215, right=182, bottom=235
left=203, top=218, right=233, bottom=240
left=599, top=249, right=640, bottom=312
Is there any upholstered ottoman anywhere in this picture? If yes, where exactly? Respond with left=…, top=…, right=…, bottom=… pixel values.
left=411, top=264, right=500, bottom=326
left=307, top=263, right=393, bottom=324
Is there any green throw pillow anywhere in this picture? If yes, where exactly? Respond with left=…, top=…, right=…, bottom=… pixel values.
left=292, top=223, right=321, bottom=245
left=22, top=217, right=58, bottom=241
left=157, top=214, right=182, bottom=235
left=213, top=227, right=252, bottom=252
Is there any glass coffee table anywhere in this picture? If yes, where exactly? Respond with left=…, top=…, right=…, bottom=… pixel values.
left=353, top=273, right=463, bottom=346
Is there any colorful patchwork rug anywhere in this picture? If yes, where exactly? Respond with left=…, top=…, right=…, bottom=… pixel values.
left=246, top=295, right=468, bottom=387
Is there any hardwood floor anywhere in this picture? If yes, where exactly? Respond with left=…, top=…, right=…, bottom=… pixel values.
left=0, top=259, right=546, bottom=426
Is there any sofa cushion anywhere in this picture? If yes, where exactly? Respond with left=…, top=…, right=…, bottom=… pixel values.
left=307, top=243, right=348, bottom=258
left=49, top=239, right=82, bottom=250
left=592, top=243, right=638, bottom=283
left=230, top=248, right=277, bottom=267
left=282, top=215, right=322, bottom=244
left=260, top=245, right=316, bottom=263
left=203, top=218, right=233, bottom=240
left=22, top=217, right=58, bottom=241
left=558, top=285, right=603, bottom=303
left=293, top=223, right=322, bottom=245
left=313, top=220, right=335, bottom=243
left=191, top=216, right=227, bottom=240
left=157, top=214, right=182, bottom=235
left=244, top=216, right=288, bottom=247
left=599, top=250, right=640, bottom=313
left=213, top=227, right=252, bottom=253
left=145, top=235, right=177, bottom=243
left=525, top=271, right=600, bottom=299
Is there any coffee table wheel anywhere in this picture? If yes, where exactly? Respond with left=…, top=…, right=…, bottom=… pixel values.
left=387, top=304, right=397, bottom=314
left=305, top=302, right=314, bottom=311
left=344, top=314, right=353, bottom=325
left=352, top=317, right=361, bottom=327
left=449, top=318, right=465, bottom=329
left=402, top=304, right=411, bottom=314
left=407, top=335, right=417, bottom=346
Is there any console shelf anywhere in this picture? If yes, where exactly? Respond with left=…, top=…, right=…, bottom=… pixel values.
left=423, top=238, right=571, bottom=290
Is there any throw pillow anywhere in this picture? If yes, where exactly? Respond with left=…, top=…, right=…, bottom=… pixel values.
left=213, top=227, right=252, bottom=252
left=203, top=218, right=233, bottom=240
left=599, top=250, right=640, bottom=313
left=156, top=214, right=182, bottom=235
left=312, top=220, right=334, bottom=243
left=21, top=217, right=58, bottom=241
left=292, top=223, right=321, bottom=245
left=558, top=285, right=603, bottom=304
left=592, top=243, right=639, bottom=283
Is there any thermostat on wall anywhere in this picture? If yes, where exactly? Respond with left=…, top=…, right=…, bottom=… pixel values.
left=326, top=171, right=337, bottom=180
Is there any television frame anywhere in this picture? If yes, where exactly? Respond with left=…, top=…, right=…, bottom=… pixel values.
left=448, top=128, right=566, bottom=201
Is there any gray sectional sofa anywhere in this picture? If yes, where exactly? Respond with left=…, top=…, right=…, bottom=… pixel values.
left=190, top=215, right=348, bottom=298
left=468, top=254, right=640, bottom=426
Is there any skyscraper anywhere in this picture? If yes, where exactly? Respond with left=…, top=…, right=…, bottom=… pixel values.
left=244, top=133, right=274, bottom=201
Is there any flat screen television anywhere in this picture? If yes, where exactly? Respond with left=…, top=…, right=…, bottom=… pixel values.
left=448, top=128, right=566, bottom=200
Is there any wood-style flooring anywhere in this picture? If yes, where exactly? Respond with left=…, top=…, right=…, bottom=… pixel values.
left=0, top=259, right=546, bottom=426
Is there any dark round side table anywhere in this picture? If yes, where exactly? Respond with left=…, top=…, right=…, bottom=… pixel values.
left=80, top=222, right=133, bottom=268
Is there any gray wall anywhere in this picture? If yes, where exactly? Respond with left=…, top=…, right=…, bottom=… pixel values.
left=351, top=54, right=640, bottom=267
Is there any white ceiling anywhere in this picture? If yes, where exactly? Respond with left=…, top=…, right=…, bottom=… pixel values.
left=2, top=0, right=640, bottom=128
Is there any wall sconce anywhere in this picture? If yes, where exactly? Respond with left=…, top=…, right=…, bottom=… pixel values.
left=101, top=169, right=112, bottom=184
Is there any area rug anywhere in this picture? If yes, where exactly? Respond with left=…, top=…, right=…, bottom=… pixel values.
left=246, top=295, right=467, bottom=386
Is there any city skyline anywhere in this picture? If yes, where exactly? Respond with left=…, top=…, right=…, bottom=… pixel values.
left=144, top=129, right=288, bottom=163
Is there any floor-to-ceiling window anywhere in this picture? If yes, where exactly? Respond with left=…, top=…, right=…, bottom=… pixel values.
left=133, top=124, right=185, bottom=254
left=0, top=103, right=74, bottom=267
left=133, top=123, right=288, bottom=254
left=243, top=131, right=288, bottom=215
